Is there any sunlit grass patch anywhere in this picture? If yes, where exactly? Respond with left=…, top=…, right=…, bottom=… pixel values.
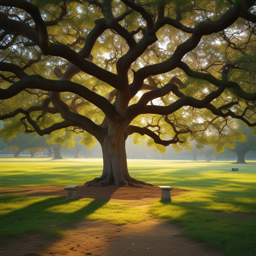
left=1, top=159, right=256, bottom=255
left=149, top=190, right=256, bottom=256
left=46, top=197, right=147, bottom=225
left=0, top=158, right=103, bottom=187
left=0, top=194, right=148, bottom=245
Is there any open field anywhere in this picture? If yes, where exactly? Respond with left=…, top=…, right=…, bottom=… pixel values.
left=0, top=158, right=256, bottom=256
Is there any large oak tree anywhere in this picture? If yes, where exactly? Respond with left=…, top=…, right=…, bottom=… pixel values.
left=1, top=0, right=256, bottom=186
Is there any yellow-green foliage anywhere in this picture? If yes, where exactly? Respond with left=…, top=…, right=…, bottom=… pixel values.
left=147, top=139, right=166, bottom=154
left=79, top=131, right=97, bottom=149
left=9, top=145, right=19, bottom=153
left=26, top=147, right=44, bottom=155
left=1, top=0, right=255, bottom=160
left=0, top=119, right=24, bottom=142
left=46, top=129, right=76, bottom=149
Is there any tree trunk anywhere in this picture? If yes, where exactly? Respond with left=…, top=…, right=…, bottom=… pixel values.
left=14, top=152, right=20, bottom=158
left=52, top=144, right=63, bottom=159
left=85, top=124, right=150, bottom=186
left=192, top=151, right=197, bottom=161
left=47, top=147, right=53, bottom=157
left=206, top=155, right=211, bottom=162
left=30, top=152, right=36, bottom=158
left=235, top=151, right=248, bottom=164
left=74, top=151, right=79, bottom=158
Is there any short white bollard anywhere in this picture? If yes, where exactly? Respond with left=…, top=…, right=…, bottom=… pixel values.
left=64, top=185, right=79, bottom=199
left=159, top=186, right=172, bottom=201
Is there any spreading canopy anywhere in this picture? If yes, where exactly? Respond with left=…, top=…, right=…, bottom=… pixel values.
left=1, top=0, right=256, bottom=185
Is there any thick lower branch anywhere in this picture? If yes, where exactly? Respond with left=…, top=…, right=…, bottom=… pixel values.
left=0, top=74, right=119, bottom=121
left=48, top=92, right=105, bottom=143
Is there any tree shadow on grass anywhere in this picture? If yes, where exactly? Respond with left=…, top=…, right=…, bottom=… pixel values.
left=0, top=194, right=111, bottom=245
left=150, top=187, right=256, bottom=256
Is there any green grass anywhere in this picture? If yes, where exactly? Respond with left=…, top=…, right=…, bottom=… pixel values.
left=0, top=158, right=103, bottom=187
left=0, top=158, right=256, bottom=255
left=0, top=194, right=147, bottom=243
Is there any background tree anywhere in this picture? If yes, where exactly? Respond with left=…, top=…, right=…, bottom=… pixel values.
left=3, top=133, right=45, bottom=157
left=72, top=138, right=86, bottom=158
left=26, top=146, right=44, bottom=157
left=189, top=141, right=199, bottom=161
left=0, top=118, right=77, bottom=159
left=0, top=138, right=5, bottom=153
left=45, top=129, right=79, bottom=159
left=0, top=122, right=4, bottom=153
left=198, top=144, right=216, bottom=162
left=1, top=0, right=256, bottom=186
left=225, top=124, right=256, bottom=164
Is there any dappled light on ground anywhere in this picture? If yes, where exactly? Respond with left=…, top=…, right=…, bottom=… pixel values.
left=0, top=220, right=224, bottom=256
left=0, top=159, right=256, bottom=255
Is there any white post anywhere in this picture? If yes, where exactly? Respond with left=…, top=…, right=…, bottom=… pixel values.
left=159, top=186, right=172, bottom=201
left=64, top=185, right=79, bottom=199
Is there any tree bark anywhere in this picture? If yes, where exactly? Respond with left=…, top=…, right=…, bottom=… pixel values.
left=46, top=147, right=53, bottom=157
left=14, top=152, right=20, bottom=158
left=85, top=124, right=151, bottom=186
left=192, top=150, right=197, bottom=161
left=235, top=150, right=248, bottom=164
left=52, top=144, right=63, bottom=159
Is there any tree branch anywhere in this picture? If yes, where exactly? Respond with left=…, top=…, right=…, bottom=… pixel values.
left=48, top=91, right=106, bottom=143
left=140, top=84, right=227, bottom=116
left=0, top=62, right=27, bottom=79
left=0, top=15, right=124, bottom=89
left=126, top=125, right=181, bottom=146
left=25, top=116, right=75, bottom=136
left=157, top=4, right=165, bottom=21
left=0, top=0, right=50, bottom=53
left=0, top=106, right=44, bottom=120
left=44, top=1, right=67, bottom=27
left=205, top=103, right=256, bottom=127
left=240, top=11, right=256, bottom=23
left=155, top=17, right=194, bottom=33
left=130, top=0, right=254, bottom=97
left=121, top=0, right=154, bottom=31
left=0, top=74, right=120, bottom=121
left=127, top=80, right=182, bottom=122
left=179, top=61, right=256, bottom=101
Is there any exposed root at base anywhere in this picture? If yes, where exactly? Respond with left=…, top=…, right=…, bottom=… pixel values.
left=130, top=178, right=153, bottom=186
left=85, top=177, right=153, bottom=187
left=84, top=177, right=111, bottom=187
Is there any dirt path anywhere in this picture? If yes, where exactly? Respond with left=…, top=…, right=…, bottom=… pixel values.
left=0, top=185, right=223, bottom=256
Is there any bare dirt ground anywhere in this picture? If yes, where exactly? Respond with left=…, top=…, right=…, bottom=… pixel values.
left=0, top=185, right=223, bottom=256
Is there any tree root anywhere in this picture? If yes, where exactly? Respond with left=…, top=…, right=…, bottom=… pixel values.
left=84, top=177, right=111, bottom=187
left=130, top=178, right=153, bottom=186
left=85, top=177, right=153, bottom=187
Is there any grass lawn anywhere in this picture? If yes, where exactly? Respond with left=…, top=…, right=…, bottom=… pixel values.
left=0, top=158, right=256, bottom=256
